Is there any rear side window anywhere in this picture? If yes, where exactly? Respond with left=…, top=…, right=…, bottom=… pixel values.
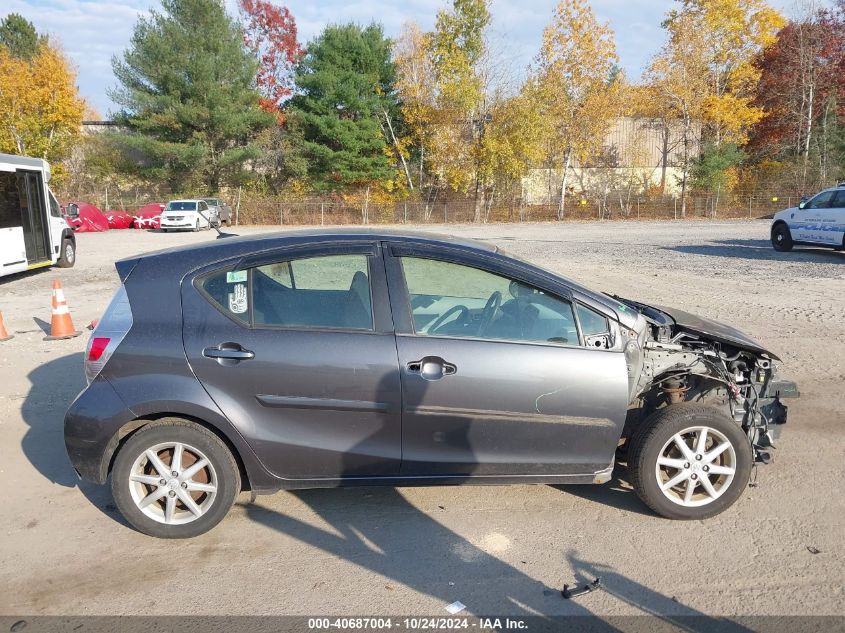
left=199, top=254, right=374, bottom=331
left=254, top=254, right=372, bottom=329
left=0, top=171, right=22, bottom=229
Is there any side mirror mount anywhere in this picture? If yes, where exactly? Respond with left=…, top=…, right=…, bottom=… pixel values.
left=798, top=201, right=806, bottom=210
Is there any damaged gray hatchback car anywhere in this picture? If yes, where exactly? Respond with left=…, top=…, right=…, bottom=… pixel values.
left=64, top=229, right=799, bottom=538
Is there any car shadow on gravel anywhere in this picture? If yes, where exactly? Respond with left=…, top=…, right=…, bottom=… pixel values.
left=20, top=352, right=131, bottom=527
left=244, top=490, right=750, bottom=626
left=553, top=463, right=654, bottom=517
left=667, top=239, right=844, bottom=262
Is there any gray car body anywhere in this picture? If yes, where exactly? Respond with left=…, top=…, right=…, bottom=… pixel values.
left=203, top=198, right=232, bottom=224
left=63, top=228, right=782, bottom=494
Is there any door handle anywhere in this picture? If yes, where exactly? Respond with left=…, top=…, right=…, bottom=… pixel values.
left=407, top=356, right=457, bottom=380
left=203, top=344, right=255, bottom=364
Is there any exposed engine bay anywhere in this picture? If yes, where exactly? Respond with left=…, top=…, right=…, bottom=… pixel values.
left=613, top=296, right=800, bottom=464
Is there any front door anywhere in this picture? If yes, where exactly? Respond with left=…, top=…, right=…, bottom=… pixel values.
left=385, top=249, right=629, bottom=477
left=182, top=244, right=402, bottom=480
left=816, top=190, right=845, bottom=247
left=17, top=170, right=50, bottom=263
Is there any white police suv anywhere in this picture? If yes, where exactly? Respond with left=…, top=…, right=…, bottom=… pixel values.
left=771, top=184, right=845, bottom=252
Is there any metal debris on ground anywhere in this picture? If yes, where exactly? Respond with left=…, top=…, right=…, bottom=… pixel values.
left=806, top=546, right=821, bottom=554
left=445, top=601, right=466, bottom=615
left=562, top=577, right=603, bottom=599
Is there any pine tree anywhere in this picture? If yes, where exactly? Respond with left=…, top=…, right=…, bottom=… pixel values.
left=289, top=23, right=397, bottom=192
left=111, top=0, right=273, bottom=192
left=0, top=13, right=45, bottom=60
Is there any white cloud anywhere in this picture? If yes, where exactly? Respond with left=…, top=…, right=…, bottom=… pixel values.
left=3, top=0, right=831, bottom=116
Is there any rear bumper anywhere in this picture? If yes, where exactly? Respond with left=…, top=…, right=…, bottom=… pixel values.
left=64, top=377, right=135, bottom=484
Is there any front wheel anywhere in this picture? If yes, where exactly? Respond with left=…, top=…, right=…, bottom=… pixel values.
left=111, top=419, right=240, bottom=538
left=627, top=405, right=752, bottom=520
left=771, top=223, right=793, bottom=252
left=56, top=238, right=75, bottom=268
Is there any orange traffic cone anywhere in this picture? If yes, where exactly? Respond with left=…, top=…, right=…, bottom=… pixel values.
left=0, top=311, right=13, bottom=342
left=44, top=280, right=82, bottom=341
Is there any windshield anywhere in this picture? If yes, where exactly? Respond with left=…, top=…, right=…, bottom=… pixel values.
left=167, top=201, right=197, bottom=211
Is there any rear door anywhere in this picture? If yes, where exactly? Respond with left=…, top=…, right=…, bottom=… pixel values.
left=17, top=170, right=50, bottom=264
left=182, top=242, right=402, bottom=480
left=384, top=245, right=629, bottom=477
left=0, top=169, right=27, bottom=274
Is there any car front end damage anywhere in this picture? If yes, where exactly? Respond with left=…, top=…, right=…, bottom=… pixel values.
left=614, top=296, right=799, bottom=464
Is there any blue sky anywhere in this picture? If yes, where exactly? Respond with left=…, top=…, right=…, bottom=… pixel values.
left=4, top=0, right=817, bottom=116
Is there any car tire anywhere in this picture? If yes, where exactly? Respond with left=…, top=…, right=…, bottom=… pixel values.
left=111, top=419, right=240, bottom=538
left=627, top=404, right=752, bottom=520
left=771, top=223, right=793, bottom=252
left=56, top=238, right=75, bottom=268
left=193, top=220, right=200, bottom=232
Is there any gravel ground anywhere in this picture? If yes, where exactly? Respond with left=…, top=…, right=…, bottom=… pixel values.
left=0, top=219, right=842, bottom=618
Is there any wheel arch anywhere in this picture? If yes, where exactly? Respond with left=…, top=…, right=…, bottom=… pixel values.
left=623, top=371, right=732, bottom=445
left=101, top=413, right=262, bottom=493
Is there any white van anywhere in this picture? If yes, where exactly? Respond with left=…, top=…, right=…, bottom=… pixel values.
left=0, top=153, right=76, bottom=279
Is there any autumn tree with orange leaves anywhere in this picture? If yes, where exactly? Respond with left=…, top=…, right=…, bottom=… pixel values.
left=0, top=18, right=84, bottom=178
left=535, top=0, right=623, bottom=219
left=748, top=2, right=845, bottom=191
left=239, top=0, right=303, bottom=118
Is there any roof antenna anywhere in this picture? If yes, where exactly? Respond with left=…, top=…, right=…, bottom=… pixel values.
left=197, top=207, right=237, bottom=239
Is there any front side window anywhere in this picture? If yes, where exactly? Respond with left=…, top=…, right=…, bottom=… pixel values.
left=806, top=191, right=835, bottom=209
left=199, top=254, right=374, bottom=331
left=400, top=257, right=579, bottom=345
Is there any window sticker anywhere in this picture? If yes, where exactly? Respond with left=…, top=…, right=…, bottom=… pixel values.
left=228, top=283, right=248, bottom=314
left=226, top=270, right=247, bottom=284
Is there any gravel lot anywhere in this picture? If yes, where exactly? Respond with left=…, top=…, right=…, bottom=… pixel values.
left=0, top=220, right=842, bottom=618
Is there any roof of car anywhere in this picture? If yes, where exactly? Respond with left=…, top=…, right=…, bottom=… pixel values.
left=137, top=227, right=498, bottom=261
left=167, top=199, right=202, bottom=203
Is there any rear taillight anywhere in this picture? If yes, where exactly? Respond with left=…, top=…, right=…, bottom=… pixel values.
left=85, top=286, right=133, bottom=384
left=88, top=337, right=110, bottom=361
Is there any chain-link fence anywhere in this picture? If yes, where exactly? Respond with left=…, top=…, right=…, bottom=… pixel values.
left=231, top=193, right=800, bottom=226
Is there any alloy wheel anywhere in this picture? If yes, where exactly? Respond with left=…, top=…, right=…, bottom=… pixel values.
left=653, top=426, right=737, bottom=507
left=128, top=441, right=218, bottom=525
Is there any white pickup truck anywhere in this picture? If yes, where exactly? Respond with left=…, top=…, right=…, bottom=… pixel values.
left=0, top=153, right=75, bottom=279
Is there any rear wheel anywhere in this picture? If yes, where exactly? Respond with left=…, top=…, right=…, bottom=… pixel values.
left=771, top=223, right=793, bottom=252
left=628, top=404, right=752, bottom=520
left=56, top=238, right=75, bottom=268
left=111, top=420, right=240, bottom=538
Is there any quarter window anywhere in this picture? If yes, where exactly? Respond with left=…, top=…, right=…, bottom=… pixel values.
left=576, top=303, right=609, bottom=336
left=399, top=257, right=579, bottom=346
left=199, top=254, right=374, bottom=331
